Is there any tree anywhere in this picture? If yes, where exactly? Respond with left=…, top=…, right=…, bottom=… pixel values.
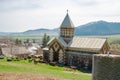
left=47, top=36, right=50, bottom=43
left=15, top=38, right=19, bottom=45
left=26, top=39, right=29, bottom=43
left=33, top=39, right=36, bottom=43
left=42, top=33, right=50, bottom=47
left=15, top=38, right=22, bottom=45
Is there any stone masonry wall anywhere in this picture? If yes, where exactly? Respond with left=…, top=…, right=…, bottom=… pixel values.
left=92, top=54, right=120, bottom=80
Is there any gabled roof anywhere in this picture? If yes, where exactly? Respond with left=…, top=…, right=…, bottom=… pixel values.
left=47, top=37, right=67, bottom=47
left=68, top=37, right=106, bottom=50
left=47, top=37, right=107, bottom=51
left=60, top=13, right=74, bottom=28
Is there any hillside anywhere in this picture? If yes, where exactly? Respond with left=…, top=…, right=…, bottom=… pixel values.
left=22, top=28, right=59, bottom=36
left=0, top=21, right=120, bottom=36
left=75, top=20, right=120, bottom=36
left=0, top=58, right=91, bottom=80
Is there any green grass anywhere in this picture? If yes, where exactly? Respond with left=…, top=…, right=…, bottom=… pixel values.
left=12, top=36, right=43, bottom=40
left=107, top=37, right=120, bottom=43
left=0, top=58, right=91, bottom=80
left=12, top=36, right=57, bottom=41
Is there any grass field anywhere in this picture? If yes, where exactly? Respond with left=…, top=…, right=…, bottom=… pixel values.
left=12, top=36, right=43, bottom=40
left=0, top=58, right=91, bottom=80
left=107, top=37, right=120, bottom=43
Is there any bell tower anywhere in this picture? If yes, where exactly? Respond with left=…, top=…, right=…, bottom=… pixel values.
left=60, top=10, right=74, bottom=44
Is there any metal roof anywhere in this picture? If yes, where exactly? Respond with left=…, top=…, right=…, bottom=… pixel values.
left=60, top=13, right=74, bottom=28
left=68, top=37, right=106, bottom=50
left=47, top=37, right=106, bottom=51
left=47, top=37, right=67, bottom=47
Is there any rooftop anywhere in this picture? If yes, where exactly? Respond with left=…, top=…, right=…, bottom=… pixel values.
left=48, top=37, right=107, bottom=51
left=60, top=13, right=74, bottom=28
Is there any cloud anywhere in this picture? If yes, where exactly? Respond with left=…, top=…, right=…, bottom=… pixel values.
left=0, top=0, right=44, bottom=12
left=0, top=0, right=120, bottom=32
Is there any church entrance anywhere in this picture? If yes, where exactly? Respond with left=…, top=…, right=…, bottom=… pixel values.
left=53, top=52, right=59, bottom=62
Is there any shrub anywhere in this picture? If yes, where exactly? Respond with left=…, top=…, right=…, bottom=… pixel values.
left=49, top=62, right=57, bottom=66
left=7, top=57, right=12, bottom=61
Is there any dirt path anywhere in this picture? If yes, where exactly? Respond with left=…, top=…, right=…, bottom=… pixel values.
left=0, top=72, right=66, bottom=80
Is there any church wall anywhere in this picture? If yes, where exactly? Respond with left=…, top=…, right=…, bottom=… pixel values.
left=100, top=41, right=110, bottom=54
left=47, top=41, right=65, bottom=64
left=66, top=51, right=93, bottom=71
left=43, top=50, right=49, bottom=61
left=49, top=48, right=53, bottom=62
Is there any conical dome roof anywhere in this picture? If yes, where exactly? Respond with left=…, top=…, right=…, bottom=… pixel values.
left=60, top=13, right=74, bottom=28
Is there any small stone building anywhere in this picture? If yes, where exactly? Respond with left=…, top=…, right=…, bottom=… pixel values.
left=1, top=46, right=29, bottom=57
left=43, top=12, right=110, bottom=70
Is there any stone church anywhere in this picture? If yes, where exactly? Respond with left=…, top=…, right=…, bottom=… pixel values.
left=43, top=12, right=110, bottom=70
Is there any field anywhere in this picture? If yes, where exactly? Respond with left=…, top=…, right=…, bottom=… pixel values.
left=107, top=37, right=120, bottom=43
left=12, top=36, right=43, bottom=40
left=0, top=58, right=91, bottom=80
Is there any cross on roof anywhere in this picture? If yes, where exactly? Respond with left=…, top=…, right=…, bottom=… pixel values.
left=67, top=10, right=69, bottom=13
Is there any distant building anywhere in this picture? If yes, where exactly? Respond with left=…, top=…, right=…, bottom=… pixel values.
left=1, top=46, right=29, bottom=57
left=43, top=12, right=110, bottom=70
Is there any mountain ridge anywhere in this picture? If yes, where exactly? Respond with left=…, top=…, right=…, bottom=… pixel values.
left=0, top=20, right=120, bottom=36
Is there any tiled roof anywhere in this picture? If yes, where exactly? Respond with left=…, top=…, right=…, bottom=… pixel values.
left=60, top=13, right=74, bottom=28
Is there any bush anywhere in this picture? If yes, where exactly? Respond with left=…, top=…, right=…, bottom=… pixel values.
left=49, top=62, right=57, bottom=66
left=7, top=57, right=12, bottom=61
left=0, top=56, right=4, bottom=59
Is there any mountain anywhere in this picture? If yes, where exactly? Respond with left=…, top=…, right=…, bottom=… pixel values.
left=7, top=28, right=59, bottom=36
left=0, top=32, right=13, bottom=36
left=75, top=20, right=120, bottom=36
left=0, top=20, right=120, bottom=36
left=22, top=28, right=59, bottom=36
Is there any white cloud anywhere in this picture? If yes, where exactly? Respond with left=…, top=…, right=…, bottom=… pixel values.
left=0, top=0, right=120, bottom=32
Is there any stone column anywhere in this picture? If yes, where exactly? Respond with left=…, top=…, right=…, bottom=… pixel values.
left=59, top=49, right=63, bottom=63
left=92, top=54, right=120, bottom=80
left=49, top=48, right=53, bottom=62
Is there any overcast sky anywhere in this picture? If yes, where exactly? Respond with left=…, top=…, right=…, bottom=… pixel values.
left=0, top=0, right=120, bottom=32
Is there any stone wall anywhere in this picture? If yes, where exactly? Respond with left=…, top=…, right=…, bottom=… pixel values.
left=92, top=54, right=120, bottom=80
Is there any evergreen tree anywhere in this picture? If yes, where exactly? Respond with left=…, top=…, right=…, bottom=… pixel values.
left=19, top=40, right=22, bottom=44
left=26, top=39, right=29, bottom=43
left=15, top=38, right=19, bottom=45
left=42, top=33, right=50, bottom=47
left=15, top=38, right=22, bottom=45
left=33, top=39, right=36, bottom=43
left=47, top=36, right=50, bottom=42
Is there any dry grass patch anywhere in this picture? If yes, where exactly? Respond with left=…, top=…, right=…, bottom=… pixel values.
left=0, top=72, right=65, bottom=80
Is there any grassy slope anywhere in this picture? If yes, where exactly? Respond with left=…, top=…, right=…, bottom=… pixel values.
left=107, top=37, right=120, bottom=43
left=0, top=58, right=91, bottom=80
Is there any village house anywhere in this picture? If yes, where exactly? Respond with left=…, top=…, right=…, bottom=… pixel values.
left=0, top=46, right=29, bottom=57
left=43, top=12, right=110, bottom=70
